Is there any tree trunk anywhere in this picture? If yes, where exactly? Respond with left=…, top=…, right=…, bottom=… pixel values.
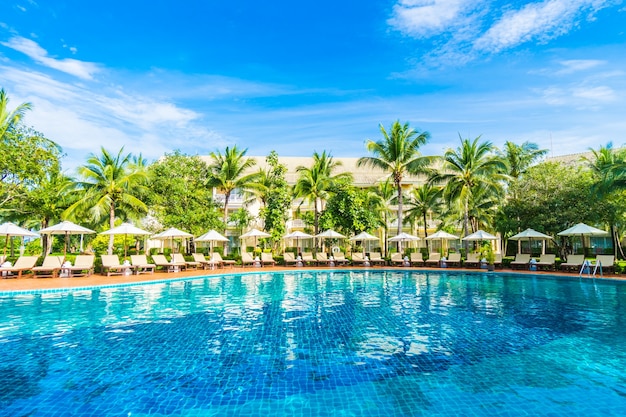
left=396, top=183, right=402, bottom=252
left=463, top=197, right=469, bottom=254
left=423, top=212, right=429, bottom=252
left=108, top=203, right=115, bottom=255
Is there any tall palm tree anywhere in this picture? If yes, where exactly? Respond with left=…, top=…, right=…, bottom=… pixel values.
left=367, top=179, right=395, bottom=255
left=357, top=121, right=431, bottom=237
left=65, top=147, right=148, bottom=254
left=405, top=183, right=443, bottom=251
left=499, top=141, right=547, bottom=180
left=0, top=88, right=32, bottom=142
left=294, top=151, right=352, bottom=235
left=207, top=146, right=258, bottom=224
left=431, top=136, right=507, bottom=249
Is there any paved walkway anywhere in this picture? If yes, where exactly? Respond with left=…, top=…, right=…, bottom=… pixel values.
left=0, top=265, right=622, bottom=292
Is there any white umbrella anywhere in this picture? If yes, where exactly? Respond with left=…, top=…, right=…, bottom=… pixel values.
left=196, top=230, right=229, bottom=253
left=315, top=229, right=346, bottom=239
left=426, top=231, right=460, bottom=240
left=558, top=223, right=608, bottom=255
left=152, top=227, right=194, bottom=253
left=284, top=231, right=313, bottom=254
left=39, top=221, right=96, bottom=255
left=462, top=230, right=498, bottom=241
left=240, top=228, right=271, bottom=249
left=350, top=231, right=380, bottom=255
left=100, top=223, right=151, bottom=257
left=0, top=222, right=39, bottom=257
left=509, top=228, right=553, bottom=254
left=389, top=232, right=420, bottom=253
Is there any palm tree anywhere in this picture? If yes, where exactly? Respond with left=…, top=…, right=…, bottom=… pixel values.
left=207, top=146, right=258, bottom=224
left=499, top=141, right=547, bottom=180
left=357, top=121, right=432, bottom=237
left=0, top=88, right=32, bottom=142
left=294, top=151, right=352, bottom=236
left=367, top=179, right=395, bottom=256
left=405, top=183, right=443, bottom=252
left=431, top=136, right=507, bottom=250
left=65, top=147, right=148, bottom=254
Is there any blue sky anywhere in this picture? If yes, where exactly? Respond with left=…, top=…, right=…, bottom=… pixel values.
left=1, top=0, right=625, bottom=171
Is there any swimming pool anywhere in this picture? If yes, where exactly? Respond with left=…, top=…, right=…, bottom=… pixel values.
left=1, top=270, right=625, bottom=416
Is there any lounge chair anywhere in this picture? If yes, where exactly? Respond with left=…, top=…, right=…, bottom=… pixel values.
left=315, top=252, right=331, bottom=266
left=283, top=252, right=298, bottom=266
left=152, top=254, right=186, bottom=273
left=410, top=252, right=424, bottom=267
left=261, top=252, right=276, bottom=267
left=0, top=255, right=39, bottom=279
left=351, top=252, right=368, bottom=266
left=211, top=252, right=236, bottom=268
left=560, top=254, right=585, bottom=272
left=32, top=255, right=64, bottom=278
left=301, top=252, right=316, bottom=266
left=464, top=252, right=481, bottom=268
left=332, top=252, right=350, bottom=266
left=130, top=254, right=156, bottom=274
left=595, top=255, right=615, bottom=273
left=101, top=255, right=133, bottom=276
left=390, top=253, right=405, bottom=266
left=493, top=253, right=503, bottom=269
left=446, top=253, right=462, bottom=267
left=535, top=254, right=556, bottom=271
left=192, top=253, right=220, bottom=269
left=67, top=255, right=95, bottom=277
left=425, top=252, right=441, bottom=267
left=172, top=253, right=201, bottom=270
left=510, top=253, right=531, bottom=270
left=241, top=252, right=257, bottom=267
left=369, top=252, right=386, bottom=266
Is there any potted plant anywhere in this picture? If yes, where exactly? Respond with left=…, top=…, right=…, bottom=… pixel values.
left=480, top=243, right=496, bottom=271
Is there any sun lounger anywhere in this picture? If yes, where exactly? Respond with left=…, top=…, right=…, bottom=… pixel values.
left=425, top=252, right=441, bottom=267
left=32, top=255, right=64, bottom=278
left=241, top=252, right=257, bottom=267
left=261, top=252, right=276, bottom=267
left=595, top=255, right=615, bottom=273
left=152, top=254, right=186, bottom=273
left=130, top=255, right=156, bottom=274
left=535, top=254, right=556, bottom=271
left=369, top=252, right=386, bottom=266
left=410, top=252, right=424, bottom=267
left=560, top=254, right=585, bottom=272
left=211, top=252, right=236, bottom=268
left=192, top=253, right=220, bottom=269
left=283, top=252, right=298, bottom=266
left=0, top=255, right=39, bottom=279
left=463, top=252, right=481, bottom=268
left=351, top=252, right=368, bottom=266
left=390, top=253, right=405, bottom=266
left=172, top=253, right=201, bottom=270
left=493, top=253, right=503, bottom=269
left=301, top=252, right=316, bottom=266
left=315, top=252, right=331, bottom=266
left=101, top=255, right=133, bottom=276
left=1, top=255, right=40, bottom=279
left=510, top=253, right=531, bottom=270
left=332, top=252, right=349, bottom=266
left=67, top=255, right=95, bottom=277
left=446, top=253, right=462, bottom=267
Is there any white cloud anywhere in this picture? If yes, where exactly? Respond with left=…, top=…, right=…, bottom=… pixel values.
left=1, top=36, right=100, bottom=80
left=539, top=83, right=617, bottom=108
left=388, top=0, right=478, bottom=38
left=556, top=59, right=605, bottom=74
left=474, top=0, right=611, bottom=53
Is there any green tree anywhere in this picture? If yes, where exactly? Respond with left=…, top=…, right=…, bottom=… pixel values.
left=147, top=151, right=223, bottom=236
left=357, top=121, right=432, bottom=237
left=0, top=88, right=31, bottom=142
left=499, top=141, right=548, bottom=180
left=319, top=180, right=379, bottom=238
left=65, top=147, right=148, bottom=254
left=257, top=151, right=292, bottom=249
left=366, top=179, right=395, bottom=255
left=207, top=145, right=257, bottom=223
left=294, top=151, right=352, bottom=236
left=431, top=136, right=507, bottom=248
left=405, top=183, right=443, bottom=251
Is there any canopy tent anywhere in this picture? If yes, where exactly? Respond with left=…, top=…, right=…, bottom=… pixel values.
left=509, top=228, right=553, bottom=255
left=557, top=223, right=609, bottom=255
left=283, top=231, right=313, bottom=255
left=196, top=230, right=229, bottom=254
left=0, top=222, right=39, bottom=257
left=39, top=221, right=96, bottom=255
left=152, top=227, right=194, bottom=253
left=100, top=223, right=151, bottom=257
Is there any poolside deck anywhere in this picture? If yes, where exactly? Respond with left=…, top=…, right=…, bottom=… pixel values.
left=1, top=265, right=623, bottom=292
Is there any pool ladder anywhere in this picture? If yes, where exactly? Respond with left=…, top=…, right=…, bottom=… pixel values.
left=579, top=259, right=603, bottom=278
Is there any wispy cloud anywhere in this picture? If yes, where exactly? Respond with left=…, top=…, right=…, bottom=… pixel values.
left=1, top=36, right=100, bottom=79
left=556, top=59, right=606, bottom=74
left=388, top=0, right=481, bottom=38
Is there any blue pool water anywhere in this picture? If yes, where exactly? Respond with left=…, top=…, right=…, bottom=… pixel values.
left=1, top=270, right=626, bottom=416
